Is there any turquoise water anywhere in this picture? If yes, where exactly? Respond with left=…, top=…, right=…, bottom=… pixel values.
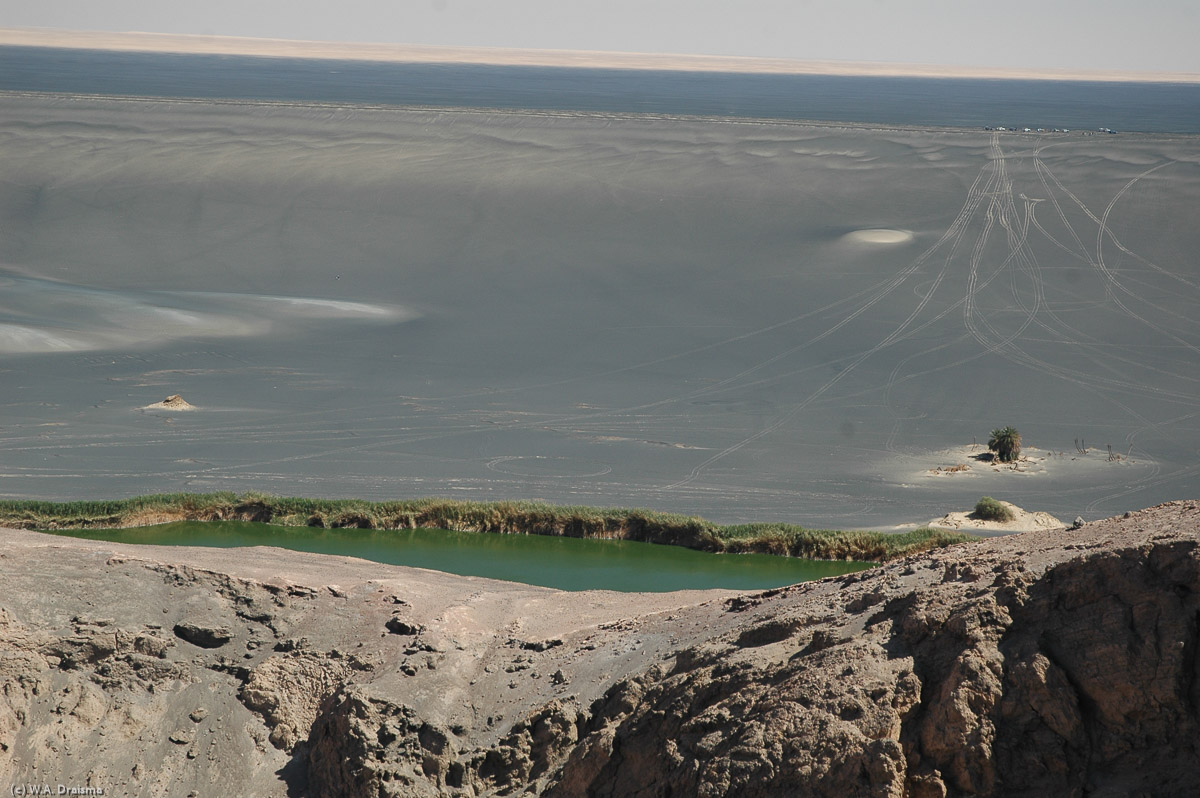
left=45, top=521, right=871, bottom=592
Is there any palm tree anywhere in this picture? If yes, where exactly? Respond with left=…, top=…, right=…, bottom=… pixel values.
left=988, top=426, right=1022, bottom=463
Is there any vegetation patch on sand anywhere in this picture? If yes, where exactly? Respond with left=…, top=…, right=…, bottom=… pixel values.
left=0, top=493, right=977, bottom=563
left=988, top=426, right=1023, bottom=463
left=973, top=496, right=1015, bottom=522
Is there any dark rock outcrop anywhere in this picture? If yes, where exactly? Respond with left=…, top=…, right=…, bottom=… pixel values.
left=173, top=621, right=233, bottom=649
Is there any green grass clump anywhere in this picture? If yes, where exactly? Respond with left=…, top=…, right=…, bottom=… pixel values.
left=0, top=492, right=243, bottom=529
left=713, top=523, right=975, bottom=561
left=0, top=493, right=980, bottom=563
left=973, top=496, right=1015, bottom=522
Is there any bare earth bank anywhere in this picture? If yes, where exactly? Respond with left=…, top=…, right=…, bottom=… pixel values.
left=2, top=500, right=1199, bottom=796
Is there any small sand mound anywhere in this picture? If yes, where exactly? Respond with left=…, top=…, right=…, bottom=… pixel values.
left=842, top=228, right=914, bottom=245
left=928, top=500, right=1064, bottom=534
left=143, top=393, right=196, bottom=411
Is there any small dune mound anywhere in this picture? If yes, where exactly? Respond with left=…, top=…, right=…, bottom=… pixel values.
left=928, top=500, right=1064, bottom=534
left=842, top=228, right=915, bottom=245
left=143, top=393, right=196, bottom=411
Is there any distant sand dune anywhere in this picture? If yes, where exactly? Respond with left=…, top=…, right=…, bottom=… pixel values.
left=2, top=27, right=1197, bottom=83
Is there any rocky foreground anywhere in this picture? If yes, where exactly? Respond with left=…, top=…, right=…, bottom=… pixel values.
left=2, top=501, right=1199, bottom=797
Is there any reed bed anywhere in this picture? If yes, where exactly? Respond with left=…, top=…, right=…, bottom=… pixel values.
left=0, top=493, right=977, bottom=563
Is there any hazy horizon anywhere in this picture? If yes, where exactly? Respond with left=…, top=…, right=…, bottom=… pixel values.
left=3, top=0, right=1197, bottom=74
left=4, top=27, right=1200, bottom=85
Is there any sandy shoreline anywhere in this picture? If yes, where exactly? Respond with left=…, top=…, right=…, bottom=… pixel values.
left=3, top=27, right=1198, bottom=84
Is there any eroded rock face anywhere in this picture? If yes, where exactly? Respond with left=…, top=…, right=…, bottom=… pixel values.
left=542, top=507, right=1200, bottom=798
left=1, top=501, right=1198, bottom=796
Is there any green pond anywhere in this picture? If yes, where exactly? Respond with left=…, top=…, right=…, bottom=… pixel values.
left=46, top=521, right=872, bottom=592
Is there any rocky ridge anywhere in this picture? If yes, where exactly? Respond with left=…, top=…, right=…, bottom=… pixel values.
left=1, top=501, right=1198, bottom=796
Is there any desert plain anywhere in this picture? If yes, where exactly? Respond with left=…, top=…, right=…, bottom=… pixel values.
left=1, top=91, right=1198, bottom=527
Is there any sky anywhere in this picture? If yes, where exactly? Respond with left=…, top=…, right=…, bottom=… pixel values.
left=3, top=0, right=1198, bottom=74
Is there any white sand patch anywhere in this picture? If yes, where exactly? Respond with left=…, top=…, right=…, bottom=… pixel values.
left=0, top=272, right=415, bottom=355
left=0, top=324, right=85, bottom=353
left=842, top=229, right=914, bottom=245
left=202, top=294, right=411, bottom=320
